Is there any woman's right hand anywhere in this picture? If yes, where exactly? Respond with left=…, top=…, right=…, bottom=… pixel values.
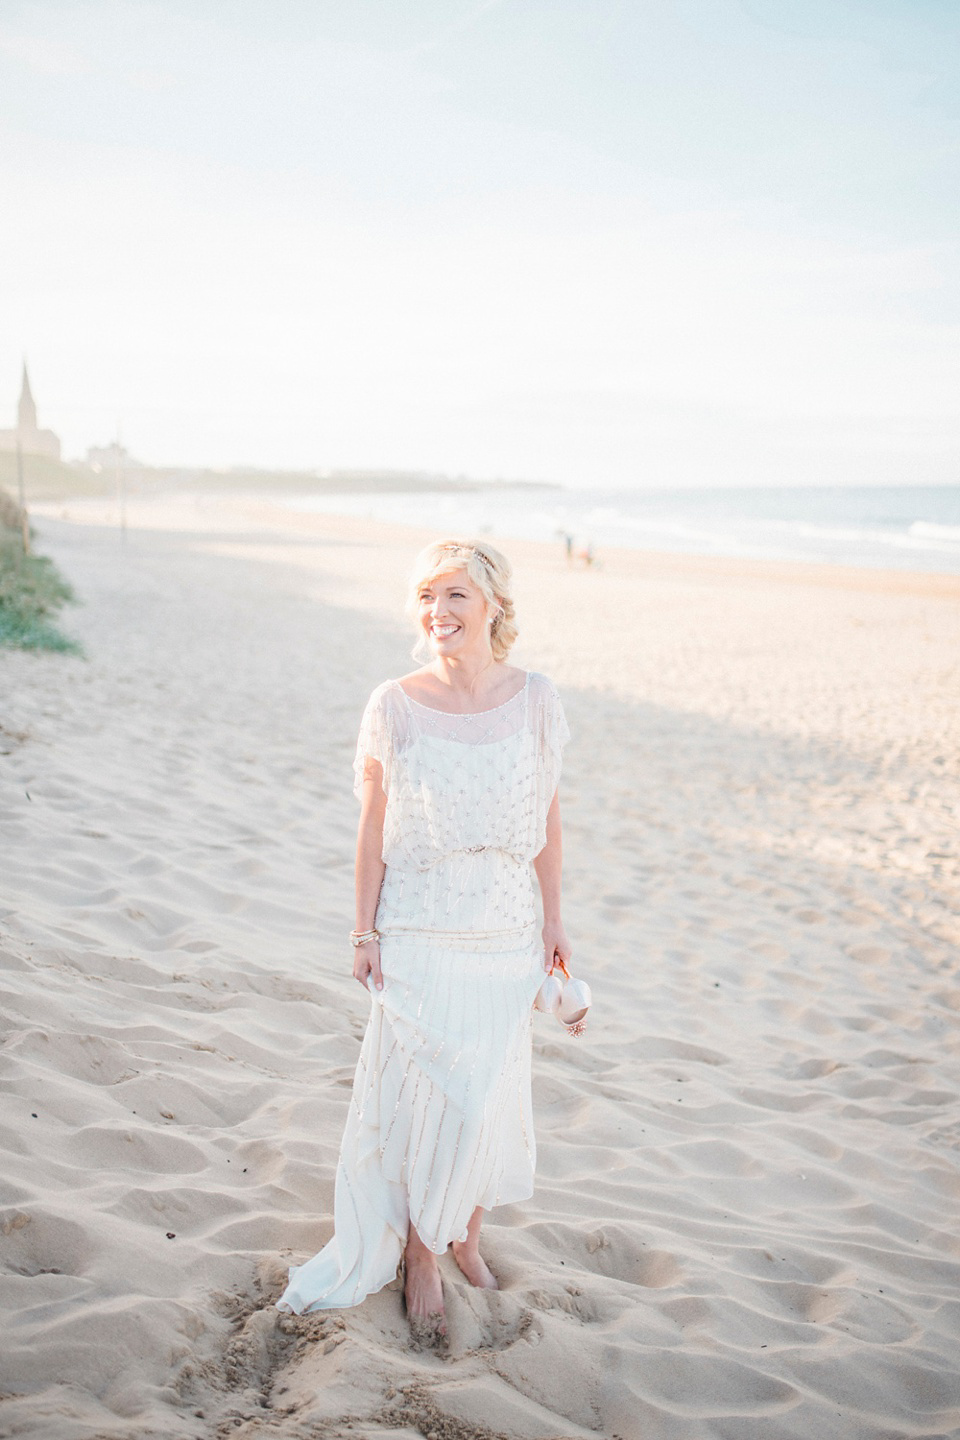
left=353, top=938, right=383, bottom=993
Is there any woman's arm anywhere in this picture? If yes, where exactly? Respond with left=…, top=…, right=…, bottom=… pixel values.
left=532, top=789, right=572, bottom=972
left=354, top=757, right=387, bottom=991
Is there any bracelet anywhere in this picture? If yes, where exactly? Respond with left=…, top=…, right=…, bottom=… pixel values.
left=350, top=928, right=380, bottom=947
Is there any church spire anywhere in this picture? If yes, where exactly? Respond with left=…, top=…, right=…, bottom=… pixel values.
left=18, top=361, right=37, bottom=435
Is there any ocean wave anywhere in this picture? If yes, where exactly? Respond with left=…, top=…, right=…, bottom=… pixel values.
left=786, top=521, right=960, bottom=555
left=275, top=487, right=960, bottom=574
left=561, top=510, right=960, bottom=558
left=576, top=511, right=737, bottom=548
left=910, top=520, right=960, bottom=542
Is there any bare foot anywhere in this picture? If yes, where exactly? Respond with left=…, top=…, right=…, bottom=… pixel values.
left=452, top=1241, right=499, bottom=1290
left=403, top=1250, right=446, bottom=1346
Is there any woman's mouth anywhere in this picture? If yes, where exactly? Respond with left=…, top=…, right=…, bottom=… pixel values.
left=431, top=624, right=460, bottom=638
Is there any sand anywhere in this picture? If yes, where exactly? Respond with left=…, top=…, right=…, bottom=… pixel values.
left=2, top=492, right=959, bottom=1440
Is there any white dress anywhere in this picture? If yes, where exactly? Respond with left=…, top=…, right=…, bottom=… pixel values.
left=275, top=669, right=569, bottom=1315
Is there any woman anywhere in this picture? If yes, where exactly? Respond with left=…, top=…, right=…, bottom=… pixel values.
left=275, top=538, right=571, bottom=1339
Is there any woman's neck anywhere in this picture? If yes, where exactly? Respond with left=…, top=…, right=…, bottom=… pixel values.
left=431, top=652, right=498, bottom=697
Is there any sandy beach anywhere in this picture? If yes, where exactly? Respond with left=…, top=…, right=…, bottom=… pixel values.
left=2, top=493, right=960, bottom=1440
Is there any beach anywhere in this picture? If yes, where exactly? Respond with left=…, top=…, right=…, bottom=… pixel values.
left=2, top=493, right=960, bottom=1440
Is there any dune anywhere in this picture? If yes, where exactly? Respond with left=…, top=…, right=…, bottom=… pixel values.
left=1, top=492, right=959, bottom=1439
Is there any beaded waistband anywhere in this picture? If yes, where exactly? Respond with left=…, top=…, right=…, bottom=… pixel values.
left=378, top=921, right=536, bottom=943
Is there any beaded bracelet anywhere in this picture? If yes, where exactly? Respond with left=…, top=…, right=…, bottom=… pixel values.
left=349, top=928, right=380, bottom=947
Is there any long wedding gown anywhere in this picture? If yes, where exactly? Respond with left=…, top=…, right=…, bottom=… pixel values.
left=275, top=670, right=569, bottom=1314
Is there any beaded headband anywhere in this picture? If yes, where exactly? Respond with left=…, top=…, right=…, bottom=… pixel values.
left=437, top=542, right=495, bottom=570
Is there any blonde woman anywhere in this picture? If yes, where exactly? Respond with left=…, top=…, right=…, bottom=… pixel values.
left=276, top=538, right=571, bottom=1341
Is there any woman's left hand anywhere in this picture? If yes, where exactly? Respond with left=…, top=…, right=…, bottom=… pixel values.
left=541, top=920, right=572, bottom=973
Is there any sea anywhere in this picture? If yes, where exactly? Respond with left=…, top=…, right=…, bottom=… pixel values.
left=280, top=484, right=960, bottom=576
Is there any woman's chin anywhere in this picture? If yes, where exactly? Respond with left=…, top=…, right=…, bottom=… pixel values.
left=426, top=636, right=462, bottom=656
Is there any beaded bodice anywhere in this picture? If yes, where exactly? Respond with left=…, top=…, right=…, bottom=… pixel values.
left=354, top=670, right=569, bottom=934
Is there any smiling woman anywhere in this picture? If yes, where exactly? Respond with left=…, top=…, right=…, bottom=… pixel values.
left=275, top=537, right=573, bottom=1345
left=408, top=540, right=519, bottom=669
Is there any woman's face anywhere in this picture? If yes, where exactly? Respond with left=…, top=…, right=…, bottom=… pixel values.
left=417, top=567, right=492, bottom=659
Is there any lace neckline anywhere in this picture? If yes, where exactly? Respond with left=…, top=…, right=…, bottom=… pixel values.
left=394, top=671, right=530, bottom=717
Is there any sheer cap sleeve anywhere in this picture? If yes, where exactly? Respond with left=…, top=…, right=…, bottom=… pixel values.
left=530, top=670, right=570, bottom=758
left=527, top=672, right=569, bottom=850
left=353, top=682, right=396, bottom=800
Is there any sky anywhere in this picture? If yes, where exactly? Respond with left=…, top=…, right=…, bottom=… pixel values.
left=1, top=0, right=958, bottom=487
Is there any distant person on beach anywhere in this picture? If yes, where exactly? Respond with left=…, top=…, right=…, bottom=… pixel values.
left=275, top=538, right=578, bottom=1344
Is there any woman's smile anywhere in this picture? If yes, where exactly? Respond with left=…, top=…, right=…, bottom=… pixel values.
left=417, top=568, right=490, bottom=655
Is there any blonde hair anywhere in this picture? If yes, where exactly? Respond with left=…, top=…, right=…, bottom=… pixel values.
left=407, top=538, right=518, bottom=663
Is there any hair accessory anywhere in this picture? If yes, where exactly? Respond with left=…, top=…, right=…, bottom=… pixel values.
left=535, top=956, right=591, bottom=1037
left=439, top=542, right=495, bottom=570
left=350, top=928, right=380, bottom=947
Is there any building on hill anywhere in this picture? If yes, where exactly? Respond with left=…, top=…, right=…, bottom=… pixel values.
left=0, top=363, right=61, bottom=460
left=86, top=441, right=142, bottom=473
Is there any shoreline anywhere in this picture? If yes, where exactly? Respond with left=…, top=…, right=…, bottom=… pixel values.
left=28, top=490, right=960, bottom=600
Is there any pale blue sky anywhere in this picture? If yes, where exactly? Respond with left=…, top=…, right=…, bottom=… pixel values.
left=1, top=0, right=957, bottom=485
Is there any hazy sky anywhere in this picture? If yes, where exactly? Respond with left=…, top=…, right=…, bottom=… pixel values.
left=2, top=0, right=958, bottom=486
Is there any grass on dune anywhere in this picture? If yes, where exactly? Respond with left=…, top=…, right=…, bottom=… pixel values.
left=0, top=490, right=82, bottom=654
left=0, top=452, right=110, bottom=501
